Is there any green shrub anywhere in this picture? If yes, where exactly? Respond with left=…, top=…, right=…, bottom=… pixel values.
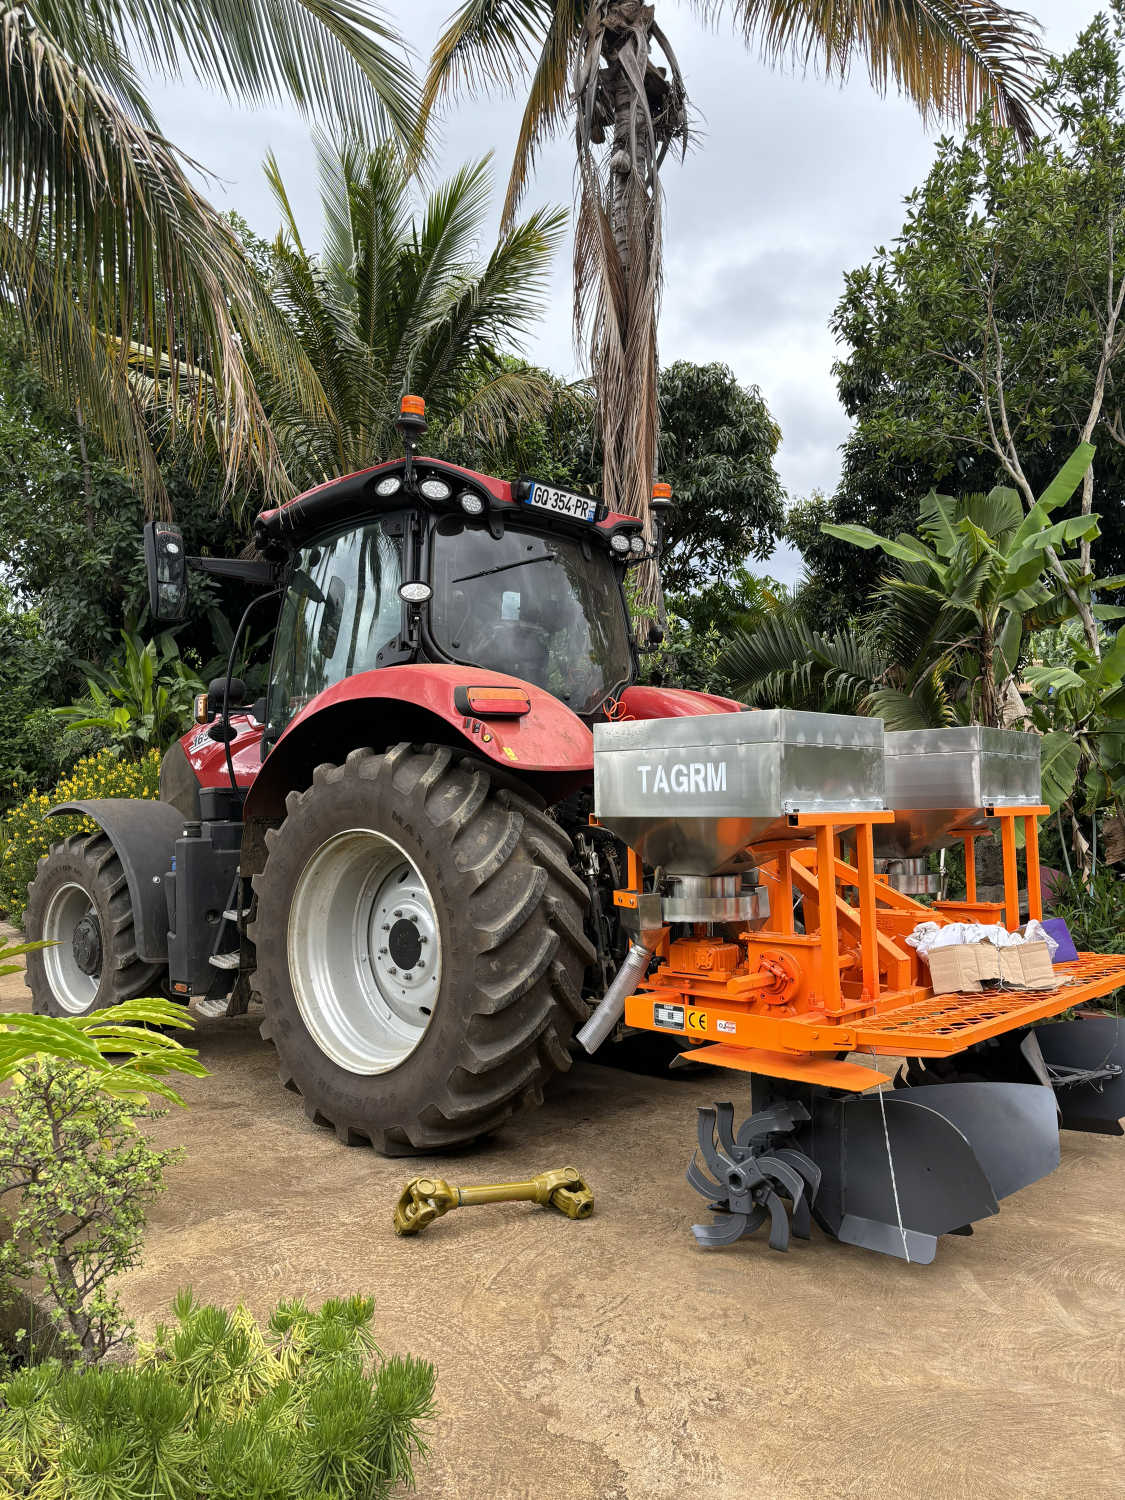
left=1049, top=868, right=1125, bottom=1011
left=0, top=747, right=160, bottom=923
left=53, top=629, right=204, bottom=760
left=0, top=1061, right=178, bottom=1364
left=0, top=1293, right=436, bottom=1497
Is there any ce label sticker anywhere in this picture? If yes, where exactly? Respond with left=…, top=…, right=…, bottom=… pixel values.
left=686, top=1009, right=708, bottom=1033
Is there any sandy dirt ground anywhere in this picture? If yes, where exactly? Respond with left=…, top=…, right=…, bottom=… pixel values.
left=2, top=939, right=1123, bottom=1499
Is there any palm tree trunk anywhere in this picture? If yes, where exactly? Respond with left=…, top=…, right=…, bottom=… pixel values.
left=573, top=2, right=687, bottom=635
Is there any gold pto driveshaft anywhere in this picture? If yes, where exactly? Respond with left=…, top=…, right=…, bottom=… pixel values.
left=393, top=1167, right=594, bottom=1237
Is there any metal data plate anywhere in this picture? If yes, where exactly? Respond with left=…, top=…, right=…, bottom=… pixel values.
left=875, top=727, right=1041, bottom=857
left=593, top=709, right=885, bottom=875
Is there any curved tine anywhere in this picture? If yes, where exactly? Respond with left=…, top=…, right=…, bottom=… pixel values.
left=686, top=1153, right=725, bottom=1205
left=772, top=1148, right=823, bottom=1201
left=790, top=1192, right=812, bottom=1240
left=756, top=1154, right=807, bottom=1209
left=764, top=1189, right=791, bottom=1252
left=713, top=1102, right=740, bottom=1159
left=696, top=1107, right=739, bottom=1182
left=734, top=1102, right=801, bottom=1149
left=692, top=1212, right=752, bottom=1248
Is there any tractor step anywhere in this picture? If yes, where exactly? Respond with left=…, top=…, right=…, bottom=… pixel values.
left=222, top=908, right=249, bottom=923
left=208, top=951, right=240, bottom=970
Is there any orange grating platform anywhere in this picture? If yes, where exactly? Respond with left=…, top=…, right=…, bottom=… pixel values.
left=850, top=952, right=1125, bottom=1057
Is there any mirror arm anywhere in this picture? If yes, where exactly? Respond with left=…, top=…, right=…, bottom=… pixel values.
left=188, top=557, right=276, bottom=587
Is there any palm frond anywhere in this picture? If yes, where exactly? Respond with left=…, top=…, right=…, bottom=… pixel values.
left=26, top=0, right=420, bottom=145
left=418, top=0, right=559, bottom=150
left=700, top=0, right=1046, bottom=145
left=2, top=15, right=294, bottom=506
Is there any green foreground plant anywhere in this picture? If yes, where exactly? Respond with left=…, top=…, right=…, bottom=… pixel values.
left=0, top=1062, right=178, bottom=1364
left=0, top=1292, right=436, bottom=1496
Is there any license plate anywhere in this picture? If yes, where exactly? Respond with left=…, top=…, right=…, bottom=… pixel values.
left=523, top=481, right=598, bottom=522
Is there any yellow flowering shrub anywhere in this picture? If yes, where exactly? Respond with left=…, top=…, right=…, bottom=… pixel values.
left=0, top=749, right=161, bottom=925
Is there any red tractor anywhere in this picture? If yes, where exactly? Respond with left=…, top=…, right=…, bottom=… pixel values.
left=25, top=398, right=736, bottom=1153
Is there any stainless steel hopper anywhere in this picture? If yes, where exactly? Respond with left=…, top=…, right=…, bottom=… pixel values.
left=593, top=709, right=885, bottom=875
left=875, top=727, right=1041, bottom=859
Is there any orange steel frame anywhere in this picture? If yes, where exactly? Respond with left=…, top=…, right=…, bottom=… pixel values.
left=619, top=804, right=1125, bottom=1092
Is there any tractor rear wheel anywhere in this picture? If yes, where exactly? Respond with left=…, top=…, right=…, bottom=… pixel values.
left=249, top=744, right=593, bottom=1154
left=25, top=833, right=166, bottom=1017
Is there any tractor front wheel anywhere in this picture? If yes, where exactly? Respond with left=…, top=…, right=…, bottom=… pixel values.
left=249, top=744, right=593, bottom=1154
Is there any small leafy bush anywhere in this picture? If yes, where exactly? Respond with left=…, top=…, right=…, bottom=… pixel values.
left=1049, top=868, right=1125, bottom=1011
left=0, top=747, right=160, bottom=923
left=0, top=1292, right=436, bottom=1497
left=0, top=1061, right=179, bottom=1363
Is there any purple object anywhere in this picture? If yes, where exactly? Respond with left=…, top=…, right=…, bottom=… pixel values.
left=1040, top=917, right=1079, bottom=963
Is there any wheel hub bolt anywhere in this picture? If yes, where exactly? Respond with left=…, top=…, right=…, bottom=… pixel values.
left=393, top=909, right=403, bottom=918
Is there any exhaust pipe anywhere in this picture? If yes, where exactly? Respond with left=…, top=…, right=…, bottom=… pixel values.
left=577, top=941, right=653, bottom=1054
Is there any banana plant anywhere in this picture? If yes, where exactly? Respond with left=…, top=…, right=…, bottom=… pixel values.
left=819, top=444, right=1116, bottom=728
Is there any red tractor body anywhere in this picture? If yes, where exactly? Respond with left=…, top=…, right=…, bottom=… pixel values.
left=27, top=424, right=740, bottom=1153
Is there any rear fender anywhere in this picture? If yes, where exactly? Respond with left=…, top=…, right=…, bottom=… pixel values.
left=243, top=664, right=594, bottom=824
left=46, top=799, right=183, bottom=964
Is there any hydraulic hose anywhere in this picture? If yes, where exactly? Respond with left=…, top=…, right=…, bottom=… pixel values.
left=577, top=940, right=654, bottom=1055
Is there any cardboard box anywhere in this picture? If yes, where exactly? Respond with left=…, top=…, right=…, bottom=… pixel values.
left=927, top=940, right=1059, bottom=996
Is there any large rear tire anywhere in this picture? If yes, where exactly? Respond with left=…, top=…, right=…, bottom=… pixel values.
left=25, top=833, right=166, bottom=1017
left=249, top=745, right=593, bottom=1154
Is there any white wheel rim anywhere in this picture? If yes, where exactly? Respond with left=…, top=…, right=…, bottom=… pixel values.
left=42, top=882, right=100, bottom=1014
left=287, top=828, right=441, bottom=1075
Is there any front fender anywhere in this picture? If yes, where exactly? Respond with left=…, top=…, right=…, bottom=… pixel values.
left=244, top=664, right=594, bottom=822
left=47, top=799, right=182, bottom=964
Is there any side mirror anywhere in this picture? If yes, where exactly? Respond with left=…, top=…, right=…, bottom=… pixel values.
left=143, top=521, right=188, bottom=623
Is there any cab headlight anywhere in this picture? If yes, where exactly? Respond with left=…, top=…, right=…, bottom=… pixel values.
left=629, top=534, right=646, bottom=556
left=375, top=474, right=402, bottom=497
left=420, top=476, right=452, bottom=501
left=459, top=492, right=485, bottom=516
left=610, top=533, right=631, bottom=555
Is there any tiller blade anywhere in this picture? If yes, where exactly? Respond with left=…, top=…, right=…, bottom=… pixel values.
left=798, top=1082, right=1060, bottom=1265
left=1030, top=1015, right=1125, bottom=1136
left=688, top=1103, right=820, bottom=1252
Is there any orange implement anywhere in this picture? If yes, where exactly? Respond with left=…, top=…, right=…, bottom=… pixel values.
left=619, top=802, right=1125, bottom=1086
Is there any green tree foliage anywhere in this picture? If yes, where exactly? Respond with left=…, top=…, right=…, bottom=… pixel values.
left=653, top=363, right=785, bottom=594
left=807, top=10, right=1125, bottom=629
left=262, top=140, right=566, bottom=492
left=0, top=1293, right=435, bottom=1494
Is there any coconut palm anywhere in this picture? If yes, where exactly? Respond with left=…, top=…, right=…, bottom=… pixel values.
left=261, top=139, right=568, bottom=488
left=2, top=0, right=419, bottom=510
left=421, top=0, right=1046, bottom=611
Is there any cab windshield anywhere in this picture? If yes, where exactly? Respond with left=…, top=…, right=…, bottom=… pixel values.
left=430, top=522, right=633, bottom=715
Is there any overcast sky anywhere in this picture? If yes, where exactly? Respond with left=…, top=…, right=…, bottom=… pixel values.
left=152, top=0, right=1091, bottom=582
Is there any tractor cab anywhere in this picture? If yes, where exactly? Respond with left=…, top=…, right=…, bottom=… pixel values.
left=146, top=396, right=663, bottom=745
